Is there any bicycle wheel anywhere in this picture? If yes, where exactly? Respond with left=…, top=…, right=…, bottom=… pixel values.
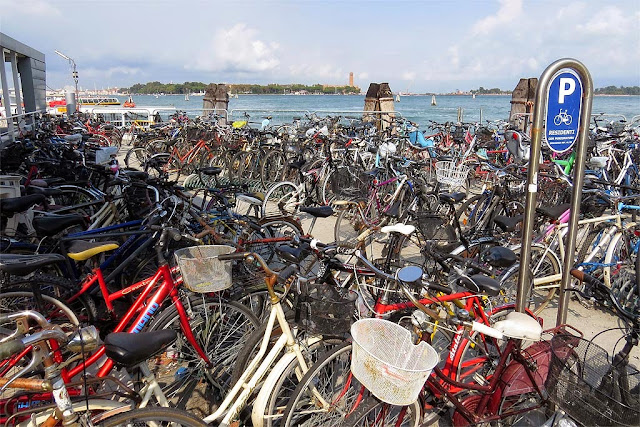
left=146, top=294, right=259, bottom=418
left=282, top=342, right=357, bottom=427
left=261, top=150, right=287, bottom=189
left=0, top=291, right=79, bottom=329
left=262, top=182, right=300, bottom=217
left=256, top=217, right=303, bottom=271
left=124, top=147, right=151, bottom=171
left=334, top=204, right=367, bottom=245
left=2, top=274, right=97, bottom=325
left=343, top=397, right=421, bottom=427
left=603, top=227, right=637, bottom=288
left=501, top=244, right=561, bottom=314
left=255, top=337, right=344, bottom=427
left=100, top=406, right=208, bottom=426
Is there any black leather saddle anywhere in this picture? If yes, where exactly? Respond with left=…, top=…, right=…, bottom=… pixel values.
left=457, top=274, right=501, bottom=296
left=439, top=192, right=466, bottom=204
left=493, top=215, right=523, bottom=232
left=536, top=204, right=570, bottom=220
left=199, top=167, right=222, bottom=176
left=33, top=214, right=85, bottom=236
left=104, top=330, right=178, bottom=368
left=0, top=195, right=45, bottom=216
left=481, top=246, right=517, bottom=268
left=0, top=254, right=66, bottom=276
left=288, top=159, right=306, bottom=170
left=300, top=206, right=334, bottom=218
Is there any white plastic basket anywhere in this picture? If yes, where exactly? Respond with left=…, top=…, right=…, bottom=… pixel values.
left=435, top=161, right=470, bottom=188
left=174, top=245, right=235, bottom=293
left=350, top=318, right=438, bottom=405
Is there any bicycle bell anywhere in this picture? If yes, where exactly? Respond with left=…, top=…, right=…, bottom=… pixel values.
left=397, top=265, right=424, bottom=289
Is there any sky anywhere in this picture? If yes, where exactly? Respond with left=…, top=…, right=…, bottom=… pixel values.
left=2, top=0, right=639, bottom=93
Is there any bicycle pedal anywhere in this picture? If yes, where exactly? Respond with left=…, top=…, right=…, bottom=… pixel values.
left=472, top=372, right=489, bottom=386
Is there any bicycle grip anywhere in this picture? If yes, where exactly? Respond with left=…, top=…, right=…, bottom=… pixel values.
left=218, top=252, right=248, bottom=261
left=277, top=265, right=299, bottom=285
left=0, top=340, right=25, bottom=360
left=336, top=241, right=357, bottom=249
left=570, top=269, right=600, bottom=287
left=0, top=314, right=14, bottom=325
left=471, top=321, right=504, bottom=340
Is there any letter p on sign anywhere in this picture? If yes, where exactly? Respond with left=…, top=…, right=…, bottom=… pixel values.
left=558, top=78, right=576, bottom=104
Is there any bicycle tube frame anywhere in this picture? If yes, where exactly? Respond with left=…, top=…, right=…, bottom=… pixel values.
left=64, top=264, right=211, bottom=381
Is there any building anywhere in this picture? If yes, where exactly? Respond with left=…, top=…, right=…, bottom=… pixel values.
left=349, top=72, right=354, bottom=87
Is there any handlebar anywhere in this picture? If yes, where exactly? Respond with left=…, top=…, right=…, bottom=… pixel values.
left=569, top=269, right=638, bottom=324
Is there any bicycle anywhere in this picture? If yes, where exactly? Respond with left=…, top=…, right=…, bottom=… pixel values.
left=544, top=269, right=639, bottom=427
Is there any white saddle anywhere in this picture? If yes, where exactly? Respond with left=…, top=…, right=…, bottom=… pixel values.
left=492, top=312, right=542, bottom=341
left=380, top=223, right=415, bottom=236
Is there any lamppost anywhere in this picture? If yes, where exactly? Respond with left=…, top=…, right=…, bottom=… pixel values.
left=54, top=50, right=78, bottom=112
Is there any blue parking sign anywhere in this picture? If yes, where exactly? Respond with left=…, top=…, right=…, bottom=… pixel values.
left=545, top=69, right=583, bottom=153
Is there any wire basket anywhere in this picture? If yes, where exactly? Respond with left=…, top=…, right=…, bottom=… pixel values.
left=174, top=245, right=235, bottom=293
left=545, top=334, right=640, bottom=427
left=350, top=319, right=439, bottom=405
left=435, top=161, right=470, bottom=188
left=296, top=283, right=355, bottom=336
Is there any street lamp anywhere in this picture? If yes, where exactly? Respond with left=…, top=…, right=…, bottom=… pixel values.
left=55, top=50, right=79, bottom=112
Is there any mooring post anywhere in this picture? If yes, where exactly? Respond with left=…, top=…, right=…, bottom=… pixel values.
left=203, top=83, right=229, bottom=124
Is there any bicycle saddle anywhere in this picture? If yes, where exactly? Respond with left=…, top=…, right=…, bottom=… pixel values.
left=492, top=312, right=542, bottom=341
left=536, top=204, right=570, bottom=220
left=481, top=246, right=517, bottom=268
left=64, top=134, right=83, bottom=143
left=0, top=194, right=45, bottom=216
left=66, top=240, right=120, bottom=262
left=457, top=274, right=500, bottom=296
left=288, top=159, right=306, bottom=170
left=32, top=214, right=86, bottom=237
left=0, top=253, right=66, bottom=276
left=199, top=166, right=222, bottom=176
left=275, top=244, right=307, bottom=263
left=493, top=215, right=523, bottom=233
left=104, top=330, right=177, bottom=368
left=439, top=192, right=466, bottom=204
left=300, top=206, right=334, bottom=218
left=381, top=223, right=416, bottom=236
left=26, top=186, right=63, bottom=197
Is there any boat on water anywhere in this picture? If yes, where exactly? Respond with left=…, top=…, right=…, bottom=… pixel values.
left=78, top=96, right=121, bottom=106
left=190, top=91, right=205, bottom=96
left=123, top=95, right=136, bottom=108
left=431, top=95, right=437, bottom=106
left=395, top=94, right=400, bottom=102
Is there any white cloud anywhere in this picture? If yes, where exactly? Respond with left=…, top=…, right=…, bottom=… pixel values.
left=189, top=24, right=279, bottom=73
left=358, top=72, right=370, bottom=80
left=402, top=72, right=416, bottom=81
left=288, top=63, right=344, bottom=82
left=0, top=0, right=61, bottom=17
left=471, top=0, right=523, bottom=36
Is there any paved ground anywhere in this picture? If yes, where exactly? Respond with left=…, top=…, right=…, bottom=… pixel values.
left=117, top=144, right=638, bottom=366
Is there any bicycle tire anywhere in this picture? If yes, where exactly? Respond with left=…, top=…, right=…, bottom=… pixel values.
left=499, top=244, right=561, bottom=314
left=258, top=337, right=344, bottom=427
left=334, top=204, right=367, bottom=245
left=146, top=295, right=259, bottom=418
left=100, top=406, right=208, bottom=426
left=124, top=147, right=151, bottom=171
left=282, top=342, right=356, bottom=427
left=3, top=274, right=97, bottom=325
left=0, top=291, right=79, bottom=328
left=262, top=182, right=300, bottom=217
left=260, top=150, right=286, bottom=189
left=343, top=397, right=421, bottom=427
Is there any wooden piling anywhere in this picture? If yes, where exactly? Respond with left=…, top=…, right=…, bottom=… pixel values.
left=363, top=82, right=395, bottom=130
left=203, top=84, right=229, bottom=123
left=509, top=78, right=537, bottom=133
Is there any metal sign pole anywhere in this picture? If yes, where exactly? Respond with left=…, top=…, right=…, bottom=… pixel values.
left=516, top=59, right=593, bottom=325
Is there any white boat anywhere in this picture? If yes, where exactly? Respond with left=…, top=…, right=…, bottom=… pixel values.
left=472, top=93, right=476, bottom=99
left=190, top=91, right=205, bottom=96
left=431, top=95, right=437, bottom=106
left=395, top=94, right=400, bottom=102
left=185, top=93, right=189, bottom=101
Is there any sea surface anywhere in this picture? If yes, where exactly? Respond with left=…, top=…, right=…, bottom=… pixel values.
left=112, top=94, right=639, bottom=130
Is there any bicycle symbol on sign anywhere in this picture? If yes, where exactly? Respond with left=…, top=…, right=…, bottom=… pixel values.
left=553, top=109, right=572, bottom=126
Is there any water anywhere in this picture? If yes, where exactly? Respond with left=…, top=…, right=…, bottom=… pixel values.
left=112, top=94, right=639, bottom=129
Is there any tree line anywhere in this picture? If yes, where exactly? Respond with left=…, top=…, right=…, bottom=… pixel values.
left=120, top=82, right=360, bottom=95
left=594, top=86, right=640, bottom=95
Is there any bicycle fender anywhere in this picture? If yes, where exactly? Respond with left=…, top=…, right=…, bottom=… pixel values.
left=488, top=340, right=551, bottom=412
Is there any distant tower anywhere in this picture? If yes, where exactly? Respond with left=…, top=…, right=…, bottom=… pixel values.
left=349, top=72, right=354, bottom=87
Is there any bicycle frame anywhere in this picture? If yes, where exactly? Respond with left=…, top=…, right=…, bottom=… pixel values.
left=61, top=262, right=212, bottom=381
